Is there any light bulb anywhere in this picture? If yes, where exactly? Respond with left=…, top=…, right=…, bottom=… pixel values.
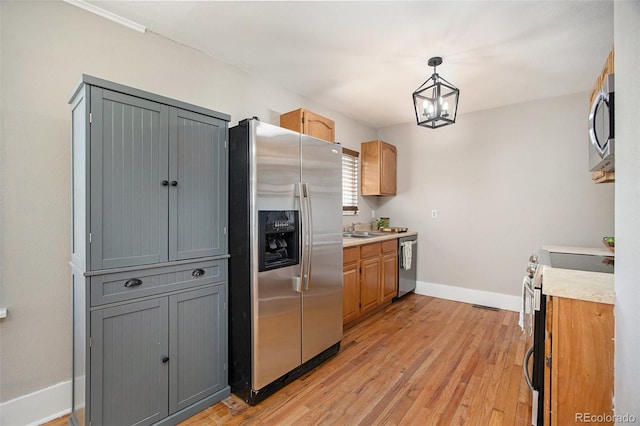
left=423, top=100, right=435, bottom=118
left=442, top=101, right=450, bottom=118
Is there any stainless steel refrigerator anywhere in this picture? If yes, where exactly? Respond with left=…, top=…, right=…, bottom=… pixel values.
left=228, top=118, right=343, bottom=405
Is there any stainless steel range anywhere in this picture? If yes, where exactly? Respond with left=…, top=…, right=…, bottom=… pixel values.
left=521, top=248, right=614, bottom=425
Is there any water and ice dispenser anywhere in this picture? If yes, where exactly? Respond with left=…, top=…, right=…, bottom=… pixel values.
left=258, top=210, right=299, bottom=272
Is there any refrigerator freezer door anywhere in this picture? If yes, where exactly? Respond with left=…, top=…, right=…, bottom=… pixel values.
left=254, top=122, right=301, bottom=212
left=252, top=122, right=303, bottom=390
left=300, top=135, right=343, bottom=363
left=253, top=266, right=302, bottom=390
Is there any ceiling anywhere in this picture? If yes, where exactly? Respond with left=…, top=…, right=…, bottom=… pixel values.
left=83, top=1, right=614, bottom=128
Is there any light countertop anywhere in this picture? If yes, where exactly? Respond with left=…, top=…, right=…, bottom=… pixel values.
left=542, top=245, right=614, bottom=257
left=343, top=231, right=418, bottom=247
left=542, top=265, right=614, bottom=305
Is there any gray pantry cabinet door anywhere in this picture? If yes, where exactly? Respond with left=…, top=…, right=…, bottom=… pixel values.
left=90, top=87, right=169, bottom=270
left=169, top=284, right=227, bottom=413
left=169, top=108, right=227, bottom=261
left=90, top=298, right=169, bottom=426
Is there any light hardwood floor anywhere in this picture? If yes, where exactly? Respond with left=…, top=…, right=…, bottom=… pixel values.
left=45, top=294, right=532, bottom=426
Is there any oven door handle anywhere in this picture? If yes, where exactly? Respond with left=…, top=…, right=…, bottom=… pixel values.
left=523, top=345, right=535, bottom=392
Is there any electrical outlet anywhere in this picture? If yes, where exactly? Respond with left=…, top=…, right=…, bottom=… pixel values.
left=371, top=210, right=375, bottom=218
left=431, top=209, right=438, bottom=219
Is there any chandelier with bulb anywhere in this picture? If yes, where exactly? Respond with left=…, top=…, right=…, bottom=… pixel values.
left=412, top=56, right=460, bottom=129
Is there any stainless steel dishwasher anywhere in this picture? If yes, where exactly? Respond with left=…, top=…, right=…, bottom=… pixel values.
left=396, top=235, right=417, bottom=299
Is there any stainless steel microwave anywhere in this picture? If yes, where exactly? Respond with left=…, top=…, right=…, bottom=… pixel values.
left=589, top=73, right=614, bottom=172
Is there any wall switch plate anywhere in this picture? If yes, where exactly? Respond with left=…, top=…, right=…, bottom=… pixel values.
left=431, top=210, right=438, bottom=219
left=371, top=210, right=375, bottom=218
left=0, top=308, right=7, bottom=319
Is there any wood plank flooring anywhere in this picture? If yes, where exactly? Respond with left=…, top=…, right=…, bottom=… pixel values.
left=44, top=294, right=532, bottom=426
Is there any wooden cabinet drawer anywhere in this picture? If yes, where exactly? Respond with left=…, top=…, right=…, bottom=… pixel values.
left=90, top=260, right=226, bottom=306
left=381, top=239, right=397, bottom=254
left=343, top=246, right=360, bottom=265
left=360, top=242, right=381, bottom=259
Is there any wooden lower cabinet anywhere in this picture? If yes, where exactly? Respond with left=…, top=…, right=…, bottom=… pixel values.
left=544, top=296, right=614, bottom=426
left=360, top=256, right=382, bottom=314
left=381, top=241, right=398, bottom=303
left=342, top=239, right=398, bottom=326
left=342, top=257, right=360, bottom=324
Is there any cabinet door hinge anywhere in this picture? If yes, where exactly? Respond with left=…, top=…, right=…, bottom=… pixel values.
left=89, top=233, right=92, bottom=243
left=89, top=112, right=92, bottom=124
left=224, top=140, right=227, bottom=149
left=89, top=336, right=92, bottom=347
left=224, top=362, right=227, bottom=371
left=224, top=226, right=227, bottom=235
left=224, top=302, right=227, bottom=311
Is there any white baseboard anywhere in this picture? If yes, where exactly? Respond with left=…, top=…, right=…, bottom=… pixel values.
left=0, top=380, right=71, bottom=426
left=415, top=280, right=521, bottom=312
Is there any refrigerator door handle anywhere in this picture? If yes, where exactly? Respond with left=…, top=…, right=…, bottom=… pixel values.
left=304, top=183, right=313, bottom=291
left=296, top=182, right=308, bottom=293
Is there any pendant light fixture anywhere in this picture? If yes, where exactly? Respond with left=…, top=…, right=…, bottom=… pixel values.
left=412, top=56, right=460, bottom=129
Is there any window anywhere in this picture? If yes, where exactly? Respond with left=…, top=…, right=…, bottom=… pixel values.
left=342, top=147, right=359, bottom=215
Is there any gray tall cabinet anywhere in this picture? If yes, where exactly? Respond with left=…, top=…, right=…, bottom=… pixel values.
left=69, top=75, right=230, bottom=426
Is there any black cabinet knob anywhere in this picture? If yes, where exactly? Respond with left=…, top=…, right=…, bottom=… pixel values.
left=192, top=269, right=205, bottom=277
left=161, top=180, right=169, bottom=187
left=162, top=356, right=170, bottom=363
left=171, top=181, right=178, bottom=187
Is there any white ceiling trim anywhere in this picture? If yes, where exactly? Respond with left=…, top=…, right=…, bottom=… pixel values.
left=64, top=0, right=147, bottom=33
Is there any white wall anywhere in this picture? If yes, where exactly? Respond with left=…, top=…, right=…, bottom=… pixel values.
left=614, top=0, right=640, bottom=419
left=377, top=93, right=614, bottom=299
left=0, top=0, right=376, bottom=408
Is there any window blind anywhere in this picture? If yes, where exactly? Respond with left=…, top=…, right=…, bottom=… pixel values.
left=342, top=147, right=359, bottom=214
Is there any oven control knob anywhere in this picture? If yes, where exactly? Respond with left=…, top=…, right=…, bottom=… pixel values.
left=528, top=254, right=538, bottom=264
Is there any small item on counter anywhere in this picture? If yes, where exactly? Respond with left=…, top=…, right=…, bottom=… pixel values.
left=379, top=227, right=408, bottom=233
left=377, top=217, right=389, bottom=229
left=602, top=236, right=615, bottom=252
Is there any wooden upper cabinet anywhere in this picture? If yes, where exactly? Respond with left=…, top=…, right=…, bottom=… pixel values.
left=361, top=140, right=397, bottom=196
left=280, top=108, right=335, bottom=143
left=589, top=48, right=614, bottom=105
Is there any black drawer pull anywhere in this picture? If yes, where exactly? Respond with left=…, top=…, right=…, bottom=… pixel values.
left=124, top=278, right=143, bottom=288
left=161, top=180, right=169, bottom=187
left=171, top=180, right=178, bottom=187
left=192, top=269, right=205, bottom=277
left=162, top=356, right=170, bottom=363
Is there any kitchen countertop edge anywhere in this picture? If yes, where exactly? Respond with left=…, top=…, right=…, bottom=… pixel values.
left=541, top=266, right=614, bottom=305
left=542, top=244, right=614, bottom=257
left=343, top=231, right=418, bottom=247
